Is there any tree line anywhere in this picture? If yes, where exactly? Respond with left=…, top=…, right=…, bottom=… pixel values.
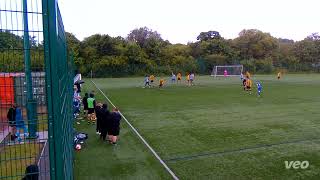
left=1, top=28, right=320, bottom=77
left=67, top=27, right=320, bottom=77
left=0, top=30, right=44, bottom=72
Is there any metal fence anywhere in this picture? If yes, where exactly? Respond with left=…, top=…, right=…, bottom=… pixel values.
left=0, top=0, right=73, bottom=180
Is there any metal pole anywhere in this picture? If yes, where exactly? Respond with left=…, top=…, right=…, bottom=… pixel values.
left=23, top=0, right=38, bottom=138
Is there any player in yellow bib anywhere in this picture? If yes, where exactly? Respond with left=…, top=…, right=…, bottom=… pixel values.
left=159, top=78, right=165, bottom=88
left=277, top=72, right=281, bottom=80
left=177, top=72, right=182, bottom=83
left=246, top=78, right=253, bottom=94
left=186, top=73, right=190, bottom=86
left=149, top=75, right=155, bottom=85
left=246, top=71, right=251, bottom=79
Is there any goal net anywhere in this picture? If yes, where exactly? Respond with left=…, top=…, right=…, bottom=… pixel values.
left=211, top=65, right=243, bottom=78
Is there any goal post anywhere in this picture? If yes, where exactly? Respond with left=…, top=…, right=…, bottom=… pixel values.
left=211, top=65, right=243, bottom=78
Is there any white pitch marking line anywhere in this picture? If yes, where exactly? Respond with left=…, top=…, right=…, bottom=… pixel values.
left=91, top=80, right=179, bottom=180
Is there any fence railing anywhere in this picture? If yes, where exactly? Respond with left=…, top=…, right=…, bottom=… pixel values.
left=0, top=0, right=73, bottom=179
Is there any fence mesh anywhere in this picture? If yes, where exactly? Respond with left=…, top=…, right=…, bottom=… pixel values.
left=0, top=0, right=73, bottom=179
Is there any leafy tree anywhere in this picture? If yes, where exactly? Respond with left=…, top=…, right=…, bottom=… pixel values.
left=0, top=30, right=23, bottom=51
left=234, top=29, right=278, bottom=60
left=162, top=43, right=196, bottom=72
left=127, top=27, right=164, bottom=48
left=66, top=32, right=80, bottom=56
left=293, top=33, right=320, bottom=71
left=197, top=31, right=221, bottom=41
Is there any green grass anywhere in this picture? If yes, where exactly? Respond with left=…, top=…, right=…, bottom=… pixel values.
left=75, top=74, right=320, bottom=179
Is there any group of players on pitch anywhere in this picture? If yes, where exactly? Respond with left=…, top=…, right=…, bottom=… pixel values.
left=241, top=71, right=261, bottom=96
left=144, top=72, right=196, bottom=88
left=241, top=71, right=281, bottom=97
left=143, top=70, right=282, bottom=97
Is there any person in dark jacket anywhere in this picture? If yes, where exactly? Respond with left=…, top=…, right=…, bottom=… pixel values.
left=100, top=104, right=110, bottom=141
left=95, top=103, right=103, bottom=135
left=7, top=104, right=17, bottom=141
left=109, top=108, right=121, bottom=144
left=22, top=164, right=39, bottom=180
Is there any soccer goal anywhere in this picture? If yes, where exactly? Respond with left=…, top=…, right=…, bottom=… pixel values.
left=211, top=65, right=243, bottom=78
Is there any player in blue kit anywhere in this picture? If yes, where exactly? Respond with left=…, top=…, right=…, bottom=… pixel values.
left=256, top=81, right=262, bottom=97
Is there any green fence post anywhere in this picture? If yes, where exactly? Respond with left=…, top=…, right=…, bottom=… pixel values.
left=43, top=0, right=74, bottom=179
left=23, top=0, right=38, bottom=138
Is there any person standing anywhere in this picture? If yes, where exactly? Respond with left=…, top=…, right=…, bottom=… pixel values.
left=87, top=93, right=96, bottom=124
left=171, top=72, right=176, bottom=83
left=109, top=108, right=121, bottom=145
left=159, top=78, right=165, bottom=88
left=7, top=104, right=17, bottom=141
left=242, top=78, right=247, bottom=91
left=73, top=87, right=81, bottom=120
left=144, top=75, right=150, bottom=88
left=246, top=71, right=251, bottom=79
left=100, top=104, right=110, bottom=141
left=277, top=72, right=281, bottom=80
left=177, top=72, right=182, bottom=83
left=149, top=74, right=155, bottom=86
left=246, top=78, right=253, bottom=94
left=224, top=69, right=228, bottom=77
left=95, top=103, right=103, bottom=135
left=256, top=81, right=263, bottom=97
left=82, top=93, right=89, bottom=117
left=15, top=106, right=28, bottom=142
left=189, top=72, right=195, bottom=86
left=186, top=73, right=190, bottom=86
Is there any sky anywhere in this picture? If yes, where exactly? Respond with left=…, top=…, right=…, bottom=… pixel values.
left=58, top=0, right=320, bottom=44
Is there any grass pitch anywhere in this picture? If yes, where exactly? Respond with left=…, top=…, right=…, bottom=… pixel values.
left=75, top=74, right=320, bottom=179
